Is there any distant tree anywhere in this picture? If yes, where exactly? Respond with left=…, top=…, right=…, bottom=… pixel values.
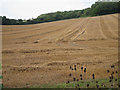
left=1, top=1, right=120, bottom=25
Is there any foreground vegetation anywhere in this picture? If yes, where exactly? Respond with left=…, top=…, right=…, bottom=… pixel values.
left=32, top=64, right=119, bottom=88
left=0, top=64, right=2, bottom=89
left=31, top=78, right=119, bottom=88
left=1, top=1, right=120, bottom=25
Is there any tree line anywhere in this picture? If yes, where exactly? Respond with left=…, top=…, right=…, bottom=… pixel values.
left=1, top=1, right=120, bottom=25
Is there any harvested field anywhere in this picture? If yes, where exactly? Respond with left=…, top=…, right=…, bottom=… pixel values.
left=2, top=14, right=119, bottom=88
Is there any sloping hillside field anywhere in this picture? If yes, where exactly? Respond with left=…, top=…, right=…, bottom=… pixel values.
left=2, top=14, right=119, bottom=88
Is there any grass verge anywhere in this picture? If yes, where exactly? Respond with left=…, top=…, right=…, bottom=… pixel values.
left=31, top=77, right=119, bottom=88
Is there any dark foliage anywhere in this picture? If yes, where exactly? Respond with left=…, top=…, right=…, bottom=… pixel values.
left=1, top=1, right=120, bottom=25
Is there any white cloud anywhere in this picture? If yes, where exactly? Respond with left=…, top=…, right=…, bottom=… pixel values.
left=0, top=0, right=97, bottom=19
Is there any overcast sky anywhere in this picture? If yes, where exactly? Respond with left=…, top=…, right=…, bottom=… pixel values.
left=0, top=0, right=97, bottom=19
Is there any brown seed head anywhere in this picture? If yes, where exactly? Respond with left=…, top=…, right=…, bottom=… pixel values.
left=80, top=74, right=82, bottom=77
left=87, top=84, right=89, bottom=87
